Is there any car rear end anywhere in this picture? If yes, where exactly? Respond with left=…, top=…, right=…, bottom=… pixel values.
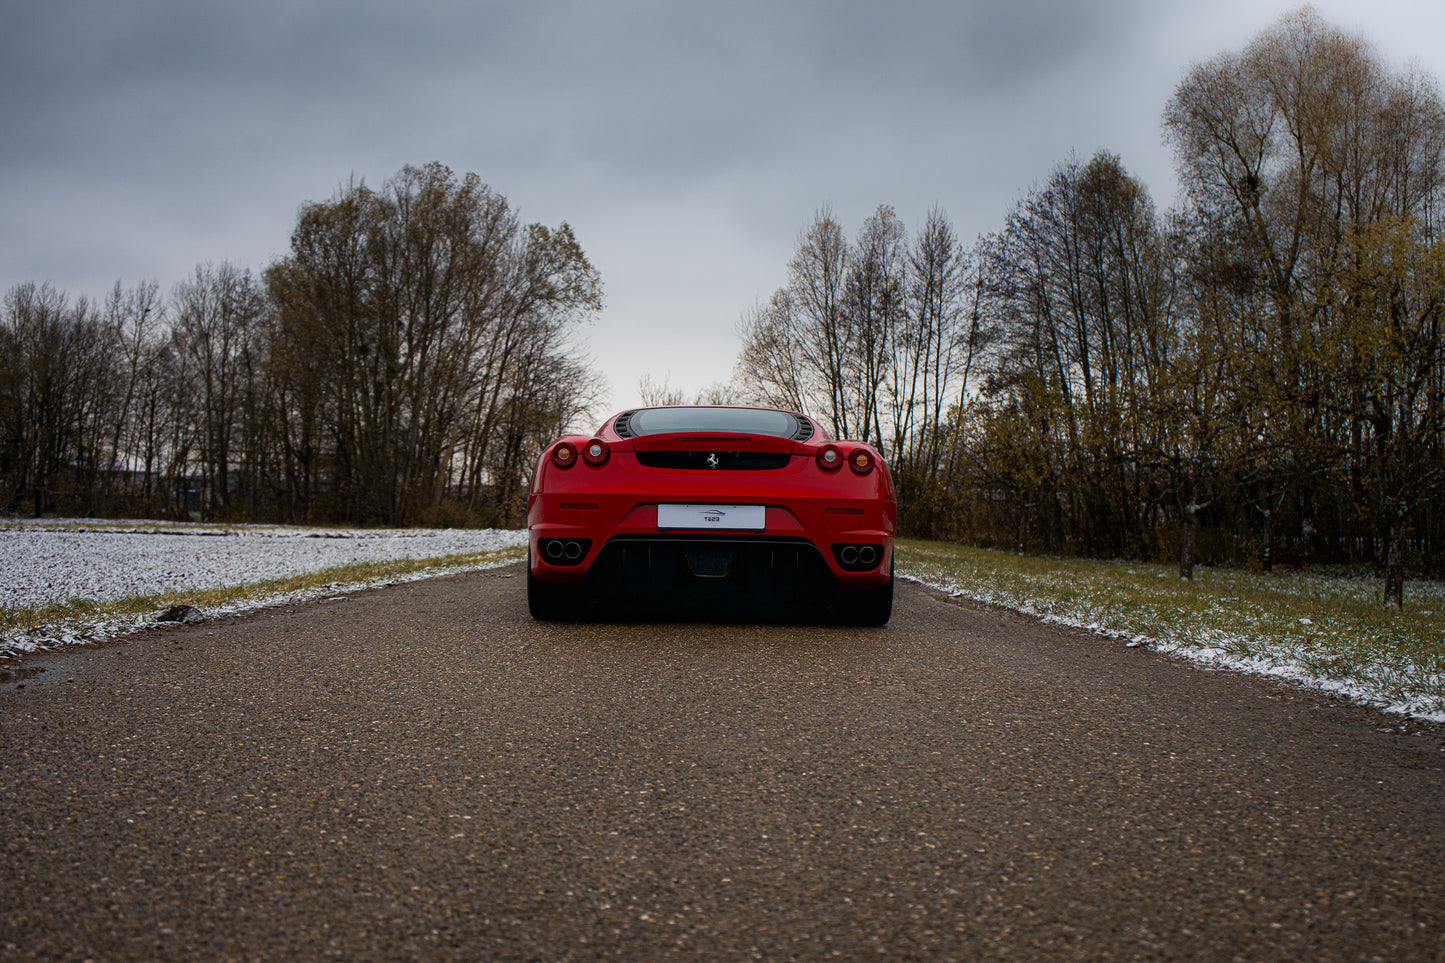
left=526, top=407, right=896, bottom=622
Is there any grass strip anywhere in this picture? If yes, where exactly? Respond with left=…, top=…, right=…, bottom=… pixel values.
left=895, top=538, right=1445, bottom=720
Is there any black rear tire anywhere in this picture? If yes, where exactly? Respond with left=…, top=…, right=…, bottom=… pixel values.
left=527, top=558, right=585, bottom=620
left=837, top=564, right=893, bottom=626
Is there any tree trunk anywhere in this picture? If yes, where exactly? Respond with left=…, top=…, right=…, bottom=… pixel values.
left=1179, top=506, right=1197, bottom=581
left=1259, top=504, right=1274, bottom=574
left=1015, top=499, right=1029, bottom=555
left=1383, top=515, right=1405, bottom=608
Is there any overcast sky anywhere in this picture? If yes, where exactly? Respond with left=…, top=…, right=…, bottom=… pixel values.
left=5, top=0, right=1445, bottom=418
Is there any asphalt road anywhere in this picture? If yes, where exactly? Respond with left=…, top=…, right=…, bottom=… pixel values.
left=2, top=565, right=1444, bottom=961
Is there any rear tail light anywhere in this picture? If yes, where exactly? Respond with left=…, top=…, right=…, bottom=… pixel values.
left=582, top=438, right=609, bottom=465
left=848, top=449, right=874, bottom=474
left=817, top=444, right=843, bottom=471
left=551, top=441, right=578, bottom=468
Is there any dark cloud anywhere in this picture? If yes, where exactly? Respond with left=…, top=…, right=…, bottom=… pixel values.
left=2, top=0, right=1133, bottom=187
left=3, top=0, right=1441, bottom=411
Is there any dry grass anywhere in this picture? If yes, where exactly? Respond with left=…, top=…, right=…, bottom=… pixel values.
left=896, top=539, right=1445, bottom=720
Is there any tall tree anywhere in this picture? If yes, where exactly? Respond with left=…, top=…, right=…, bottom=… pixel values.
left=1166, top=8, right=1445, bottom=601
left=895, top=207, right=979, bottom=477
left=979, top=152, right=1175, bottom=557
left=843, top=205, right=906, bottom=448
left=98, top=280, right=164, bottom=506
left=0, top=284, right=110, bottom=517
left=740, top=208, right=856, bottom=438
left=172, top=262, right=265, bottom=519
left=266, top=163, right=601, bottom=525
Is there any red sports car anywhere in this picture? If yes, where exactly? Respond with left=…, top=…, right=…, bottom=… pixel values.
left=526, top=405, right=897, bottom=624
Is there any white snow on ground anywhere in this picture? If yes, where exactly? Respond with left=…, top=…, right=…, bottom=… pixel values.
left=1, top=519, right=527, bottom=657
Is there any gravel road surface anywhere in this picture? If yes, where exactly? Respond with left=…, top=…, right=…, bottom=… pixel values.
left=2, top=565, right=1444, bottom=961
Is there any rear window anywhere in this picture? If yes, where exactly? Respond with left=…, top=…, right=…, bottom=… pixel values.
left=616, top=407, right=808, bottom=439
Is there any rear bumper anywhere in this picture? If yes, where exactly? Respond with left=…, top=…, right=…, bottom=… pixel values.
left=528, top=494, right=893, bottom=593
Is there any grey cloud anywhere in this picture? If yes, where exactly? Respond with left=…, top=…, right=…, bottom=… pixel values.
left=4, top=0, right=1440, bottom=410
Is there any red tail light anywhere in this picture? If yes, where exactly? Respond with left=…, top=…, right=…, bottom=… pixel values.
left=848, top=449, right=874, bottom=474
left=551, top=441, right=578, bottom=468
left=582, top=438, right=609, bottom=466
left=817, top=444, right=843, bottom=471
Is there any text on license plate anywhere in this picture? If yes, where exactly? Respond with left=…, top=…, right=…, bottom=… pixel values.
left=657, top=504, right=766, bottom=530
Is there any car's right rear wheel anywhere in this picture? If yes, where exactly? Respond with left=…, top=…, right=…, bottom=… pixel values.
left=836, top=564, right=893, bottom=626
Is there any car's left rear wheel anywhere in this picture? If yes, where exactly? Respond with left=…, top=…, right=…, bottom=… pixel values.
left=527, top=557, right=585, bottom=621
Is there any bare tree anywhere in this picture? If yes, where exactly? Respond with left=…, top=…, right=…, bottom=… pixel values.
left=778, top=208, right=854, bottom=437
left=693, top=381, right=739, bottom=406
left=637, top=372, right=688, bottom=407
left=0, top=284, right=115, bottom=516
left=734, top=291, right=810, bottom=413
left=172, top=262, right=264, bottom=519
left=843, top=205, right=906, bottom=448
left=98, top=280, right=164, bottom=507
left=894, top=207, right=983, bottom=477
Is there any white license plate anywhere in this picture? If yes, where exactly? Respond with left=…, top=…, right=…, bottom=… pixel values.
left=657, top=504, right=766, bottom=530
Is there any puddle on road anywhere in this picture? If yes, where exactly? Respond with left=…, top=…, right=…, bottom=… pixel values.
left=0, top=664, right=47, bottom=688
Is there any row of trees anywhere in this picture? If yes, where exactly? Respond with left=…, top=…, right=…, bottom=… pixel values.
left=735, top=204, right=991, bottom=532
left=0, top=163, right=602, bottom=527
left=7, top=11, right=1439, bottom=600
left=735, top=10, right=1445, bottom=602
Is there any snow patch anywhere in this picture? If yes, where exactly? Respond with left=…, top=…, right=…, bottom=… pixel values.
left=1, top=519, right=527, bottom=657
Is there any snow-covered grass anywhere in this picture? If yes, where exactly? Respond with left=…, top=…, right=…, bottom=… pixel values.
left=1, top=518, right=527, bottom=657
left=897, top=539, right=1445, bottom=722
